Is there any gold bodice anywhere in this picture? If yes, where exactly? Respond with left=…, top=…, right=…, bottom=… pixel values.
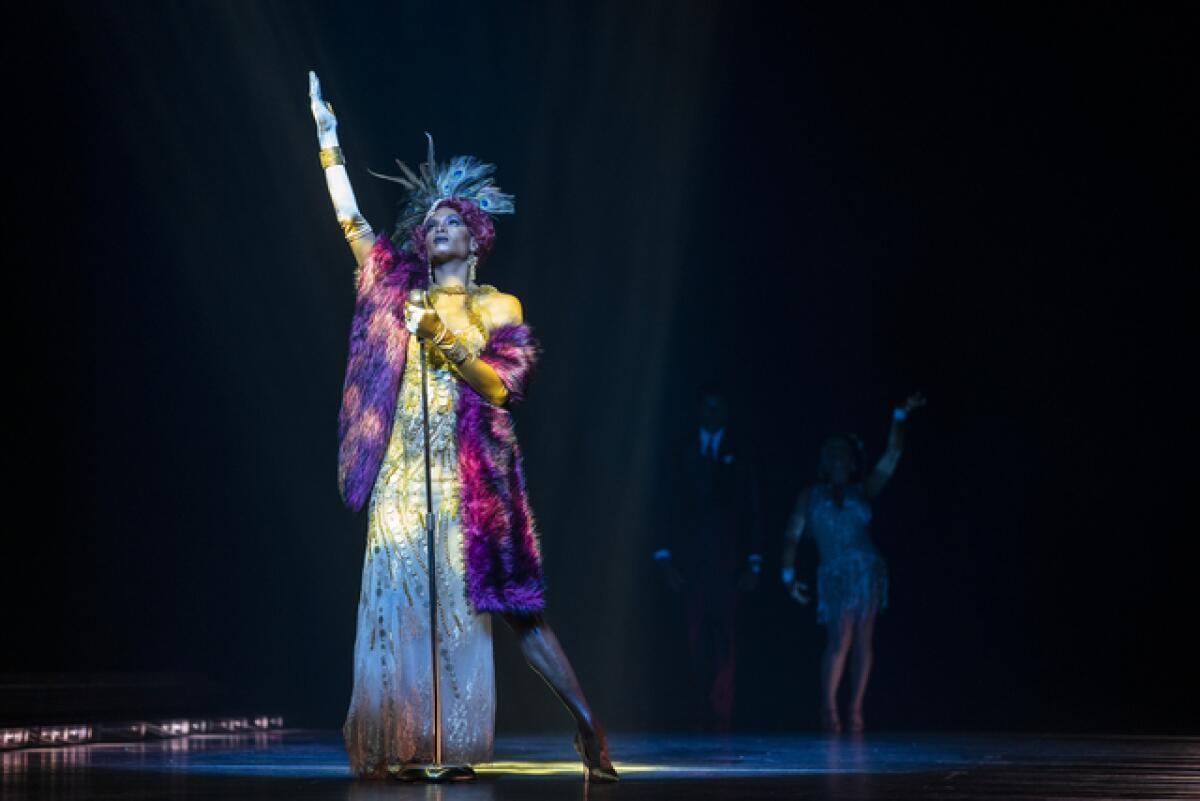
left=372, top=287, right=494, bottom=521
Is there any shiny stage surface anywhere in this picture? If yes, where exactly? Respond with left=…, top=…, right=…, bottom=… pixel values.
left=4, top=730, right=1198, bottom=800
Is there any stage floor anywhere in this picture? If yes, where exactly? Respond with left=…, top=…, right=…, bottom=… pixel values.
left=4, top=730, right=1197, bottom=800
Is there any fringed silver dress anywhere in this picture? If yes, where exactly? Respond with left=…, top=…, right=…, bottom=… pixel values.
left=807, top=483, right=890, bottom=625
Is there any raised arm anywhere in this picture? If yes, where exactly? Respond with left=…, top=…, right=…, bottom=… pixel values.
left=308, top=71, right=376, bottom=268
left=864, top=392, right=926, bottom=500
left=781, top=486, right=811, bottom=604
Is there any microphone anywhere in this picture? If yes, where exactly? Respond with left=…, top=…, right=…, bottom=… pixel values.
left=406, top=289, right=429, bottom=336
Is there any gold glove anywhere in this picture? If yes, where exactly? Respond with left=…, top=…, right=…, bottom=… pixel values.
left=405, top=291, right=509, bottom=406
left=452, top=350, right=509, bottom=406
left=432, top=325, right=509, bottom=405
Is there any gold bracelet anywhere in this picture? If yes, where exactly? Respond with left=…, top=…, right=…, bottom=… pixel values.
left=438, top=333, right=470, bottom=365
left=319, top=145, right=345, bottom=168
left=340, top=217, right=374, bottom=241
left=444, top=340, right=471, bottom=365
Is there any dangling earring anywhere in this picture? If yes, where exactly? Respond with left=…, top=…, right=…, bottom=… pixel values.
left=427, top=257, right=434, bottom=287
left=468, top=252, right=479, bottom=283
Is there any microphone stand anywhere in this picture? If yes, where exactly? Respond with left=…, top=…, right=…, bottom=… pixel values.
left=398, top=293, right=475, bottom=783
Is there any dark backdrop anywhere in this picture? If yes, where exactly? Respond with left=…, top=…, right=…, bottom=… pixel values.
left=6, top=2, right=1193, bottom=734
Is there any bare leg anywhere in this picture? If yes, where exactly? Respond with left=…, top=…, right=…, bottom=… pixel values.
left=820, top=615, right=854, bottom=733
left=847, top=608, right=877, bottom=734
left=500, top=612, right=617, bottom=780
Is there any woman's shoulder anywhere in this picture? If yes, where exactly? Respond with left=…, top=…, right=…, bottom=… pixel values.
left=471, top=285, right=524, bottom=329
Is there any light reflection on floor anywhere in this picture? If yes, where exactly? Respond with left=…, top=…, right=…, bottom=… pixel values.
left=0, top=730, right=1054, bottom=779
left=4, top=730, right=1200, bottom=801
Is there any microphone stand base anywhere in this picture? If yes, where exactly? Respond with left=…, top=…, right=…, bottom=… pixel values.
left=390, top=763, right=477, bottom=782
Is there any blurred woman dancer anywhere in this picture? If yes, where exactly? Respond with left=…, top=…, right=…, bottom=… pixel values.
left=781, top=393, right=925, bottom=734
left=308, top=72, right=616, bottom=781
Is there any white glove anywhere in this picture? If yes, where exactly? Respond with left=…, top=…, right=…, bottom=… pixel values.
left=309, top=71, right=372, bottom=242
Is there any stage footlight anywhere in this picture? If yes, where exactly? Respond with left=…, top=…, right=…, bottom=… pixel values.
left=215, top=718, right=250, bottom=732
left=1, top=728, right=33, bottom=750
left=34, top=725, right=93, bottom=746
left=147, top=720, right=191, bottom=737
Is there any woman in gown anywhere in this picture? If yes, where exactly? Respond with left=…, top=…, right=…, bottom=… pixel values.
left=780, top=393, right=925, bottom=734
left=308, top=72, right=617, bottom=781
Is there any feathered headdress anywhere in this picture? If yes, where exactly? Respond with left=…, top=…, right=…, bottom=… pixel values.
left=368, top=132, right=515, bottom=249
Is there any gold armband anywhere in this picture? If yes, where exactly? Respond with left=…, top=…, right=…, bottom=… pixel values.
left=339, top=215, right=373, bottom=241
left=319, top=146, right=345, bottom=168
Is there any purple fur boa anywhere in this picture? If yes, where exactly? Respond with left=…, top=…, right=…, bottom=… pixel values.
left=337, top=236, right=423, bottom=512
left=337, top=237, right=546, bottom=614
left=458, top=323, right=545, bottom=613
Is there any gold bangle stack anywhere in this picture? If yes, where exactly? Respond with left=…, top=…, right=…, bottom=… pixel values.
left=431, top=323, right=471, bottom=365
left=340, top=216, right=373, bottom=241
left=446, top=341, right=472, bottom=365
left=319, top=145, right=345, bottom=168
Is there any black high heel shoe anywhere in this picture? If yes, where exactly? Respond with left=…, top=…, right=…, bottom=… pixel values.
left=573, top=727, right=619, bottom=783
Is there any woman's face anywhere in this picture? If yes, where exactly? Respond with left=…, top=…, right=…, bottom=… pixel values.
left=822, top=442, right=855, bottom=485
left=423, top=205, right=476, bottom=265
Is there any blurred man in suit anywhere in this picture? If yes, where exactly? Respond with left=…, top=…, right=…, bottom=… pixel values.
left=654, top=383, right=762, bottom=731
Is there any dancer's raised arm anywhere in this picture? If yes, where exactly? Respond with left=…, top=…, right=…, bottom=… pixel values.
left=865, top=392, right=926, bottom=499
left=308, top=71, right=376, bottom=267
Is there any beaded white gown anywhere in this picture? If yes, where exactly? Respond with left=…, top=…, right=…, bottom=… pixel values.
left=342, top=320, right=495, bottom=776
